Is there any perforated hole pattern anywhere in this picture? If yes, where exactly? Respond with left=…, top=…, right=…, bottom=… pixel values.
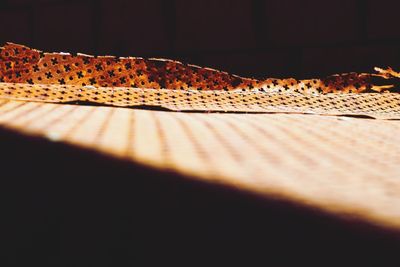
left=0, top=43, right=399, bottom=119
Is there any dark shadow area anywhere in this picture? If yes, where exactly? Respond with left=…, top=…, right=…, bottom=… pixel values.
left=1, top=126, right=400, bottom=267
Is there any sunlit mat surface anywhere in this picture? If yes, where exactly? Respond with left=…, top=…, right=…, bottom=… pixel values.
left=0, top=99, right=399, bottom=231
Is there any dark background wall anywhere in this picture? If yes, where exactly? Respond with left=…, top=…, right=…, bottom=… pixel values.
left=0, top=0, right=400, bottom=79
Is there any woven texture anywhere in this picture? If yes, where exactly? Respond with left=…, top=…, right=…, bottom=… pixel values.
left=0, top=99, right=399, bottom=231
left=1, top=83, right=399, bottom=119
left=1, top=43, right=400, bottom=231
left=0, top=43, right=399, bottom=119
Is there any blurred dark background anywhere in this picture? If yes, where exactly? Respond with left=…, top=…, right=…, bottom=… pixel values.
left=1, top=0, right=399, bottom=79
